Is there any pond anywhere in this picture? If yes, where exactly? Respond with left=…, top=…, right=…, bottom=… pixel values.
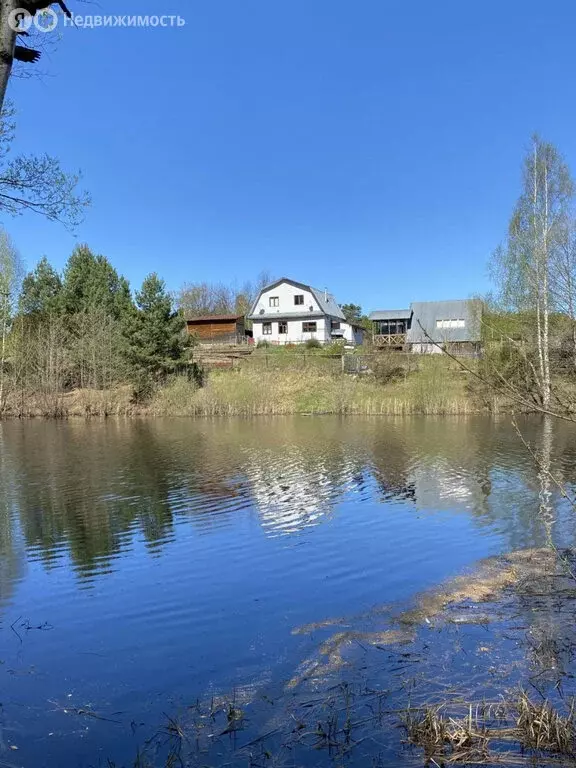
left=0, top=416, right=574, bottom=767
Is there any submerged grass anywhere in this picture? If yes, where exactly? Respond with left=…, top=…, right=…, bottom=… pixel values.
left=404, top=692, right=576, bottom=764
left=101, top=546, right=576, bottom=767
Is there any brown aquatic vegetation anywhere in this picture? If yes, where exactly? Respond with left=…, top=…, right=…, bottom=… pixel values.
left=288, top=548, right=556, bottom=689
left=404, top=691, right=576, bottom=764
left=399, top=547, right=556, bottom=627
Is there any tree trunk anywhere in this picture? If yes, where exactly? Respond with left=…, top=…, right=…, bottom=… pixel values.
left=542, top=163, right=551, bottom=408
left=533, top=141, right=545, bottom=399
left=0, top=292, right=8, bottom=412
left=0, top=0, right=18, bottom=112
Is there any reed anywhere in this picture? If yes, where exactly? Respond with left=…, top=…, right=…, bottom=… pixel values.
left=179, top=359, right=476, bottom=417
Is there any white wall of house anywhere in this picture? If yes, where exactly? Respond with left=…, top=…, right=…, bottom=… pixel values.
left=339, top=323, right=364, bottom=345
left=253, top=282, right=321, bottom=316
left=253, top=317, right=329, bottom=345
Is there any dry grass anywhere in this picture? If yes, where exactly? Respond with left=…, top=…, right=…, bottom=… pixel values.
left=404, top=704, right=492, bottom=764
left=0, top=355, right=498, bottom=418
left=516, top=690, right=576, bottom=754
left=184, top=358, right=476, bottom=416
left=404, top=691, right=576, bottom=764
left=3, top=386, right=135, bottom=418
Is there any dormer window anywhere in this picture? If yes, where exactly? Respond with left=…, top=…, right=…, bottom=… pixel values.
left=294, top=295, right=304, bottom=305
left=269, top=296, right=279, bottom=307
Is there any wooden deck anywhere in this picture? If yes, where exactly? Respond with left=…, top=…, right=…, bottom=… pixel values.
left=373, top=333, right=407, bottom=347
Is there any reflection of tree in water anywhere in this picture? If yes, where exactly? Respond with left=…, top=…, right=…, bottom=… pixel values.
left=2, top=421, right=241, bottom=578
left=0, top=424, right=26, bottom=610
left=366, top=415, right=576, bottom=557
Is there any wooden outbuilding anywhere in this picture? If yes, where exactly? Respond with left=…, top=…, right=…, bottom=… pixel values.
left=186, top=315, right=246, bottom=344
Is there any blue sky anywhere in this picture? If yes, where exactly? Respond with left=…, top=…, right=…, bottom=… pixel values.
left=4, top=0, right=576, bottom=311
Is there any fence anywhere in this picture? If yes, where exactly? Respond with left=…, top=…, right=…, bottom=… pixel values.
left=240, top=351, right=420, bottom=375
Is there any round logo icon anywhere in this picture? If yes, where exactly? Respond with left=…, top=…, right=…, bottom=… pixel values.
left=8, top=8, right=32, bottom=32
left=34, top=7, right=58, bottom=32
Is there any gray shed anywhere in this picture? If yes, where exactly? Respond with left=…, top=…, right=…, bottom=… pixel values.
left=407, top=299, right=482, bottom=352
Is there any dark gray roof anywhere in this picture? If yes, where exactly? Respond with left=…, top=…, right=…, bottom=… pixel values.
left=407, top=299, right=482, bottom=343
left=309, top=286, right=345, bottom=320
left=369, top=309, right=412, bottom=321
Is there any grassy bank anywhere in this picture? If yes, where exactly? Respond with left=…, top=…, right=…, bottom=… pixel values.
left=2, top=355, right=511, bottom=418
left=23, top=356, right=483, bottom=417
left=172, top=357, right=476, bottom=415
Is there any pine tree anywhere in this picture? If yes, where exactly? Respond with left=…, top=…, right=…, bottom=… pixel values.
left=127, top=273, right=189, bottom=387
left=61, top=244, right=133, bottom=320
left=19, top=257, right=62, bottom=317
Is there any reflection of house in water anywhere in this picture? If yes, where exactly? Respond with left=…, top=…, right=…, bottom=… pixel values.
left=246, top=448, right=366, bottom=536
left=408, top=460, right=491, bottom=513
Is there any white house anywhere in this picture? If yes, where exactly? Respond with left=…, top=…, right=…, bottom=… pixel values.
left=248, top=278, right=364, bottom=346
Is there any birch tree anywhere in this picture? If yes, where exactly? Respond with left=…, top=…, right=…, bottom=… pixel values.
left=491, top=136, right=574, bottom=408
left=0, top=226, right=22, bottom=411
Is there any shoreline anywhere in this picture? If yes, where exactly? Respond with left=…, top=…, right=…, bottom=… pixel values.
left=0, top=364, right=517, bottom=419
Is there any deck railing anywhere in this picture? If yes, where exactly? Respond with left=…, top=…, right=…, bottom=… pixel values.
left=372, top=333, right=407, bottom=347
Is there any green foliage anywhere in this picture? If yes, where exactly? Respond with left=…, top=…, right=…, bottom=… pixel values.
left=126, top=273, right=190, bottom=391
left=341, top=303, right=362, bottom=322
left=305, top=338, right=322, bottom=349
left=19, top=257, right=62, bottom=317
left=490, top=135, right=573, bottom=313
left=62, top=245, right=132, bottom=320
left=256, top=340, right=271, bottom=349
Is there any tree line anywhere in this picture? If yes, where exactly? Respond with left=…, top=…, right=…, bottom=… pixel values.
left=0, top=241, right=193, bottom=414
left=0, top=241, right=288, bottom=415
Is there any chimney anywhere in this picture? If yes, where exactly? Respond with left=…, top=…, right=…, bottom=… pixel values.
left=324, top=288, right=328, bottom=303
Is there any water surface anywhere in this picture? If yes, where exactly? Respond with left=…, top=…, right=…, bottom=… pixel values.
left=0, top=416, right=573, bottom=766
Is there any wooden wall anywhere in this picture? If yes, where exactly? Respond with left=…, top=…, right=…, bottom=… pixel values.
left=187, top=319, right=245, bottom=344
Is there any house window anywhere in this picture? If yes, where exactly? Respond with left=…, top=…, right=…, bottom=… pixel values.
left=294, top=294, right=304, bottom=305
left=436, top=318, right=466, bottom=330
left=331, top=321, right=340, bottom=330
left=262, top=322, right=272, bottom=335
left=278, top=321, right=287, bottom=334
left=269, top=296, right=279, bottom=307
left=302, top=322, right=317, bottom=333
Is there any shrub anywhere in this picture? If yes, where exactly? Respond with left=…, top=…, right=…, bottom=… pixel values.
left=257, top=340, right=271, bottom=349
left=305, top=338, right=322, bottom=350
left=370, top=353, right=407, bottom=385
left=325, top=341, right=346, bottom=356
left=473, top=341, right=541, bottom=405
